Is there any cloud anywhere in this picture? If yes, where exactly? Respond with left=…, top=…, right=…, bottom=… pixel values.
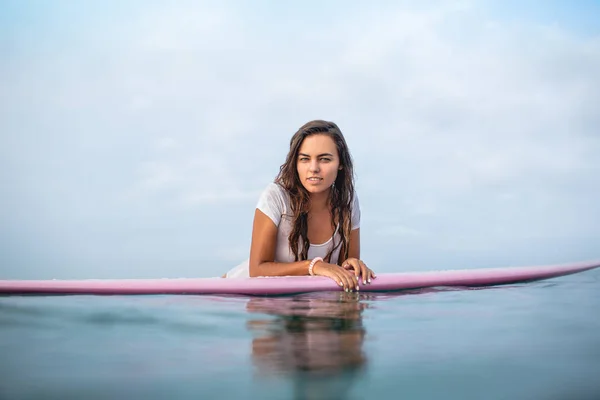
left=0, top=1, right=598, bottom=278
left=376, top=225, right=427, bottom=238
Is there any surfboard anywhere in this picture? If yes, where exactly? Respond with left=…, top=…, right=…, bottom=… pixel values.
left=0, top=260, right=598, bottom=296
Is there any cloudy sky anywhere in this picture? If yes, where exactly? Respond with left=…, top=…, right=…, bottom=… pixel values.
left=1, top=0, right=599, bottom=279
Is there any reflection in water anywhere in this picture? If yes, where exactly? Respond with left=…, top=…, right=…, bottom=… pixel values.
left=246, top=292, right=369, bottom=400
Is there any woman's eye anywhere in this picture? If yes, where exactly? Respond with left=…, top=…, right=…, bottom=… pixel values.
left=321, top=158, right=331, bottom=162
left=299, top=157, right=309, bottom=161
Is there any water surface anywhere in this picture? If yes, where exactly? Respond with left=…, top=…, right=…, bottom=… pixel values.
left=1, top=269, right=599, bottom=399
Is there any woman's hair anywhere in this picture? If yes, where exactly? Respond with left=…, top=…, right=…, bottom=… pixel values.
left=275, top=120, right=355, bottom=264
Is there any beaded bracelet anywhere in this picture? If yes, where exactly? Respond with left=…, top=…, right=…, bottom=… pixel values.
left=308, top=257, right=323, bottom=276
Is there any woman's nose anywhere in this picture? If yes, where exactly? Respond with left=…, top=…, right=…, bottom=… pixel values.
left=309, top=160, right=320, bottom=172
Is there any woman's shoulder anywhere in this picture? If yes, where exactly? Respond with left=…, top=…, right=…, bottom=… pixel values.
left=263, top=181, right=286, bottom=194
left=256, top=181, right=290, bottom=225
left=261, top=181, right=290, bottom=203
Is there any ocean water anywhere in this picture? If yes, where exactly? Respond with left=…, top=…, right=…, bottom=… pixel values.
left=1, top=269, right=599, bottom=400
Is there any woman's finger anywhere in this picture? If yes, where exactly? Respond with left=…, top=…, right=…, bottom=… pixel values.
left=342, top=260, right=355, bottom=273
left=359, top=260, right=369, bottom=284
left=346, top=266, right=359, bottom=291
left=350, top=268, right=359, bottom=291
left=327, top=267, right=346, bottom=291
left=338, top=269, right=351, bottom=292
left=347, top=259, right=361, bottom=277
left=341, top=258, right=377, bottom=285
left=349, top=259, right=367, bottom=286
left=343, top=259, right=362, bottom=290
left=332, top=273, right=344, bottom=288
left=361, top=261, right=375, bottom=284
left=341, top=268, right=358, bottom=292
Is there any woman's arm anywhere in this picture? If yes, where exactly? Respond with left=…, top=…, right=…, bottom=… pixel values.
left=248, top=209, right=359, bottom=291
left=347, top=228, right=360, bottom=260
left=248, top=209, right=310, bottom=277
left=342, top=228, right=376, bottom=284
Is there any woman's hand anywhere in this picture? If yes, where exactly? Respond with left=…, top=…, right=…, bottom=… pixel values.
left=341, top=258, right=376, bottom=285
left=312, top=261, right=360, bottom=292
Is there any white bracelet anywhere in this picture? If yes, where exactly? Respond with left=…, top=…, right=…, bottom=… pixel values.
left=308, top=257, right=323, bottom=276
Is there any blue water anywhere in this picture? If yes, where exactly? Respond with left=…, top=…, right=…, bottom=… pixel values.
left=1, top=270, right=599, bottom=400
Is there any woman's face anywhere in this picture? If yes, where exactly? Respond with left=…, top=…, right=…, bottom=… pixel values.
left=296, top=134, right=341, bottom=195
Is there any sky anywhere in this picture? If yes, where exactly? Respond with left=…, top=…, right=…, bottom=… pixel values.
left=1, top=0, right=599, bottom=279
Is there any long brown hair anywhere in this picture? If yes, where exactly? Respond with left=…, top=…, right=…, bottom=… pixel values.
left=275, top=120, right=355, bottom=264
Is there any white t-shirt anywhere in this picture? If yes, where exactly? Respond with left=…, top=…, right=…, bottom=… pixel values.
left=225, top=182, right=360, bottom=278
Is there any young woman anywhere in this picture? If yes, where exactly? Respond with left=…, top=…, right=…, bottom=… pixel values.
left=224, top=120, right=375, bottom=292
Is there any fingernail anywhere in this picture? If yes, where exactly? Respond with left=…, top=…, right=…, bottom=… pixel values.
left=368, top=279, right=371, bottom=283
left=356, top=286, right=360, bottom=291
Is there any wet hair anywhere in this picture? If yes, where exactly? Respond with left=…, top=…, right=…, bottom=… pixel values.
left=275, top=120, right=355, bottom=264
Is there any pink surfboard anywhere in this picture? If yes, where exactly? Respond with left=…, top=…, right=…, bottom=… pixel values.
left=0, top=260, right=598, bottom=296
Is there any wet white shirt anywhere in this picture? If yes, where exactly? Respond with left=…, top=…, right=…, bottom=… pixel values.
left=224, top=182, right=360, bottom=278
